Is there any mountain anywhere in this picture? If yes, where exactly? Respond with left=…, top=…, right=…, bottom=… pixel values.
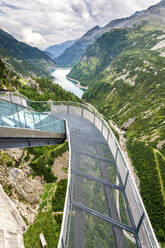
left=55, top=25, right=103, bottom=67
left=55, top=0, right=165, bottom=68
left=0, top=28, right=55, bottom=77
left=45, top=39, right=77, bottom=59
left=67, top=1, right=165, bottom=245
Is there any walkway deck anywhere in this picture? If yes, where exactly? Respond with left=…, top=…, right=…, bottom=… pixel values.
left=0, top=94, right=160, bottom=248
left=55, top=113, right=136, bottom=248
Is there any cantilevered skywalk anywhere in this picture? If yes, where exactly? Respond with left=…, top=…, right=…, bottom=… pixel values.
left=0, top=93, right=160, bottom=248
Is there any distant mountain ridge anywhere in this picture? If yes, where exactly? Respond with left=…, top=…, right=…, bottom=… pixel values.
left=55, top=0, right=165, bottom=67
left=0, top=28, right=55, bottom=77
left=45, top=39, right=77, bottom=59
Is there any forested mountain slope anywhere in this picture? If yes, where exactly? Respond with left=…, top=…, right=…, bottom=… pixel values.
left=56, top=0, right=165, bottom=67
left=0, top=28, right=55, bottom=77
left=45, top=39, right=77, bottom=59
left=68, top=22, right=165, bottom=245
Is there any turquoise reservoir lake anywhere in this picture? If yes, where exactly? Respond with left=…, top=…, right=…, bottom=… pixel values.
left=51, top=69, right=84, bottom=98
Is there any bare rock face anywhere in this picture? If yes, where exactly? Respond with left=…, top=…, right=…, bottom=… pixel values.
left=52, top=151, right=69, bottom=181
left=0, top=148, right=44, bottom=225
left=121, top=117, right=136, bottom=131
left=27, top=78, right=38, bottom=89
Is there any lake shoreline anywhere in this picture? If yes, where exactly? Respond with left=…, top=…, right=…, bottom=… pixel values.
left=51, top=69, right=84, bottom=99
left=66, top=76, right=88, bottom=90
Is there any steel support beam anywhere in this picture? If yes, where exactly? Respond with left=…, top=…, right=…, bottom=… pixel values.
left=71, top=168, right=122, bottom=191
left=74, top=151, right=115, bottom=164
left=72, top=201, right=136, bottom=235
left=0, top=137, right=65, bottom=149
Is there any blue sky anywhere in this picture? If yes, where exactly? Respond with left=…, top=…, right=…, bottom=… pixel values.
left=0, top=0, right=161, bottom=49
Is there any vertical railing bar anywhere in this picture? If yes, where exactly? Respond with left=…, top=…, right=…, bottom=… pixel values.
left=137, top=212, right=145, bottom=234
left=39, top=113, right=42, bottom=131
left=32, top=112, right=35, bottom=130
left=62, top=237, right=65, bottom=248
left=20, top=96, right=23, bottom=106
left=124, top=171, right=129, bottom=189
left=54, top=117, right=56, bottom=132
left=101, top=121, right=103, bottom=133
left=24, top=112, right=27, bottom=128
left=93, top=112, right=95, bottom=124
left=11, top=108, right=16, bottom=126
left=16, top=105, right=22, bottom=127
left=0, top=113, right=3, bottom=126
left=107, top=131, right=109, bottom=143
left=81, top=105, right=83, bottom=117
left=9, top=92, right=12, bottom=103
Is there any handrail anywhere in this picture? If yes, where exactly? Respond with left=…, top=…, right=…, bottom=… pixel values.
left=0, top=92, right=160, bottom=247
left=0, top=95, right=65, bottom=134
left=53, top=101, right=160, bottom=248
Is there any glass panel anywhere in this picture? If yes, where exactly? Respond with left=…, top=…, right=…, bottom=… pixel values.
left=67, top=206, right=130, bottom=248
left=0, top=100, right=65, bottom=134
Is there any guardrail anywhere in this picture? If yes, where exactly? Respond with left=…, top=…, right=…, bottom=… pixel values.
left=0, top=93, right=65, bottom=134
left=51, top=102, right=160, bottom=248
left=0, top=92, right=160, bottom=248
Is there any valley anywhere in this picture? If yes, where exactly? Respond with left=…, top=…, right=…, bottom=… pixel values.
left=0, top=0, right=165, bottom=247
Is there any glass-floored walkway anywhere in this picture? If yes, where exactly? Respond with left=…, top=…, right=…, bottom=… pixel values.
left=0, top=93, right=160, bottom=248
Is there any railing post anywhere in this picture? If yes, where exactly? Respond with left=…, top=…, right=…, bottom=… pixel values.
left=0, top=113, right=3, bottom=126
left=24, top=112, right=27, bottom=128
left=67, top=105, right=69, bottom=114
left=62, top=237, right=65, bottom=248
left=39, top=113, right=42, bottom=131
left=32, top=113, right=35, bottom=130
left=11, top=108, right=16, bottom=127
left=16, top=105, right=21, bottom=127
left=20, top=96, right=23, bottom=106
left=81, top=105, right=83, bottom=117
left=9, top=92, right=12, bottom=103
left=136, top=212, right=145, bottom=234
left=124, top=171, right=129, bottom=189
left=54, top=118, right=56, bottom=132
left=101, top=121, right=103, bottom=133
left=107, top=131, right=109, bottom=142
left=93, top=113, right=95, bottom=124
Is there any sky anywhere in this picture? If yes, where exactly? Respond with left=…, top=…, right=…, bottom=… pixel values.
left=0, top=0, right=161, bottom=50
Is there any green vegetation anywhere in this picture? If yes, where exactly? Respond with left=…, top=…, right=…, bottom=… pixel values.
left=52, top=179, right=67, bottom=212
left=0, top=150, right=13, bottom=166
left=55, top=41, right=86, bottom=67
left=0, top=28, right=55, bottom=77
left=27, top=142, right=68, bottom=183
left=24, top=180, right=67, bottom=248
left=19, top=77, right=79, bottom=105
left=127, top=141, right=165, bottom=241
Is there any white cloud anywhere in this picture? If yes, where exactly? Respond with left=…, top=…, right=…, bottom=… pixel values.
left=0, top=0, right=161, bottom=49
left=22, top=28, right=46, bottom=48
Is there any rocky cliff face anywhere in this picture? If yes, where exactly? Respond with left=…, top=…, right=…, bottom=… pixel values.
left=0, top=149, right=44, bottom=224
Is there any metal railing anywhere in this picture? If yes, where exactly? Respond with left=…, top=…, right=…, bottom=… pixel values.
left=0, top=93, right=65, bottom=134
left=0, top=92, right=160, bottom=247
left=51, top=102, right=160, bottom=248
